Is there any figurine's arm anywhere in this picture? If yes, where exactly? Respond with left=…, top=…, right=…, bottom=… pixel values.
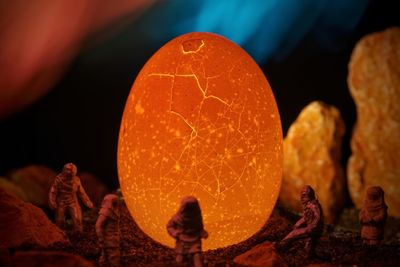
left=166, top=217, right=181, bottom=239
left=283, top=214, right=320, bottom=241
left=49, top=179, right=58, bottom=210
left=95, top=215, right=107, bottom=243
left=359, top=209, right=372, bottom=224
left=77, top=178, right=94, bottom=209
left=281, top=216, right=308, bottom=241
left=293, top=217, right=306, bottom=229
left=282, top=204, right=322, bottom=242
left=372, top=209, right=387, bottom=224
left=305, top=205, right=322, bottom=232
left=282, top=227, right=308, bottom=241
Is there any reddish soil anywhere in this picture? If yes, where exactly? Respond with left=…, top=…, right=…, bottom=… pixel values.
left=8, top=204, right=400, bottom=267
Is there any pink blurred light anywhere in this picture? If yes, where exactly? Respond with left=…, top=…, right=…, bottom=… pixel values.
left=0, top=0, right=155, bottom=119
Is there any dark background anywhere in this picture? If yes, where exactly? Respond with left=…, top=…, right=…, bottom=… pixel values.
left=1, top=0, right=399, bottom=190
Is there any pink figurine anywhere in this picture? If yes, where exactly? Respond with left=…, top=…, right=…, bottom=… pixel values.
left=96, top=194, right=120, bottom=267
left=167, top=196, right=208, bottom=267
left=359, top=186, right=388, bottom=246
left=49, top=163, right=93, bottom=232
left=279, top=185, right=324, bottom=257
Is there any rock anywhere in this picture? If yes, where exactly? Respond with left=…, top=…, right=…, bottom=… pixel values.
left=347, top=27, right=400, bottom=217
left=8, top=165, right=56, bottom=206
left=79, top=172, right=109, bottom=206
left=0, top=177, right=27, bottom=201
left=11, top=251, right=94, bottom=267
left=279, top=101, right=346, bottom=223
left=0, top=188, right=68, bottom=249
left=233, top=242, right=287, bottom=267
left=8, top=165, right=110, bottom=207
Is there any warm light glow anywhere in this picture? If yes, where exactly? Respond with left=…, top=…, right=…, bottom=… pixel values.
left=118, top=32, right=282, bottom=250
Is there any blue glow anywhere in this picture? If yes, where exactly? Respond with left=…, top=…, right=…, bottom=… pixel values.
left=137, top=0, right=369, bottom=63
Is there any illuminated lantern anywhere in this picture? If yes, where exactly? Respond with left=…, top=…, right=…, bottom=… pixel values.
left=118, top=32, right=282, bottom=250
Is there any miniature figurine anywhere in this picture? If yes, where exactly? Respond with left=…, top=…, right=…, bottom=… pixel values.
left=279, top=185, right=324, bottom=257
left=49, top=163, right=93, bottom=232
left=359, top=186, right=387, bottom=246
left=167, top=196, right=208, bottom=267
left=96, top=194, right=121, bottom=267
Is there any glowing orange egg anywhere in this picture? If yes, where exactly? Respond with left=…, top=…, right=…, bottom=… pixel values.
left=118, top=32, right=282, bottom=250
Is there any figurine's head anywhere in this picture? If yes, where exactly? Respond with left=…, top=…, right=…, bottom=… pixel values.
left=366, top=186, right=384, bottom=202
left=301, top=185, right=316, bottom=205
left=63, top=163, right=77, bottom=177
left=179, top=196, right=201, bottom=217
left=176, top=196, right=204, bottom=231
left=364, top=186, right=387, bottom=212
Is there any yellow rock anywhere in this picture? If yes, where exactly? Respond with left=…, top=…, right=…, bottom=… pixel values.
left=279, top=101, right=346, bottom=223
left=347, top=27, right=400, bottom=217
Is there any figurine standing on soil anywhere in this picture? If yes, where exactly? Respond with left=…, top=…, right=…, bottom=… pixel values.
left=167, top=196, right=208, bottom=267
left=96, top=194, right=121, bottom=267
left=279, top=185, right=324, bottom=257
left=359, top=186, right=387, bottom=246
left=49, top=163, right=93, bottom=232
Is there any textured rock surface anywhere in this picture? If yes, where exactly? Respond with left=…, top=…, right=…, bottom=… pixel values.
left=2, top=204, right=399, bottom=266
left=12, top=251, right=94, bottom=267
left=0, top=177, right=27, bottom=201
left=8, top=165, right=56, bottom=206
left=347, top=27, right=400, bottom=216
left=279, top=101, right=346, bottom=223
left=0, top=188, right=68, bottom=248
left=233, top=242, right=288, bottom=267
left=79, top=172, right=109, bottom=206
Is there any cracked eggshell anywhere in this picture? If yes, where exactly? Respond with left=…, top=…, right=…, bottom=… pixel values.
left=118, top=32, right=283, bottom=250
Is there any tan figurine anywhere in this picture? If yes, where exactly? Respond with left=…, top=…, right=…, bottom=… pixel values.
left=359, top=186, right=388, bottom=246
left=96, top=194, right=120, bottom=267
left=49, top=163, right=93, bottom=232
left=279, top=185, right=324, bottom=257
left=167, top=196, right=208, bottom=267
